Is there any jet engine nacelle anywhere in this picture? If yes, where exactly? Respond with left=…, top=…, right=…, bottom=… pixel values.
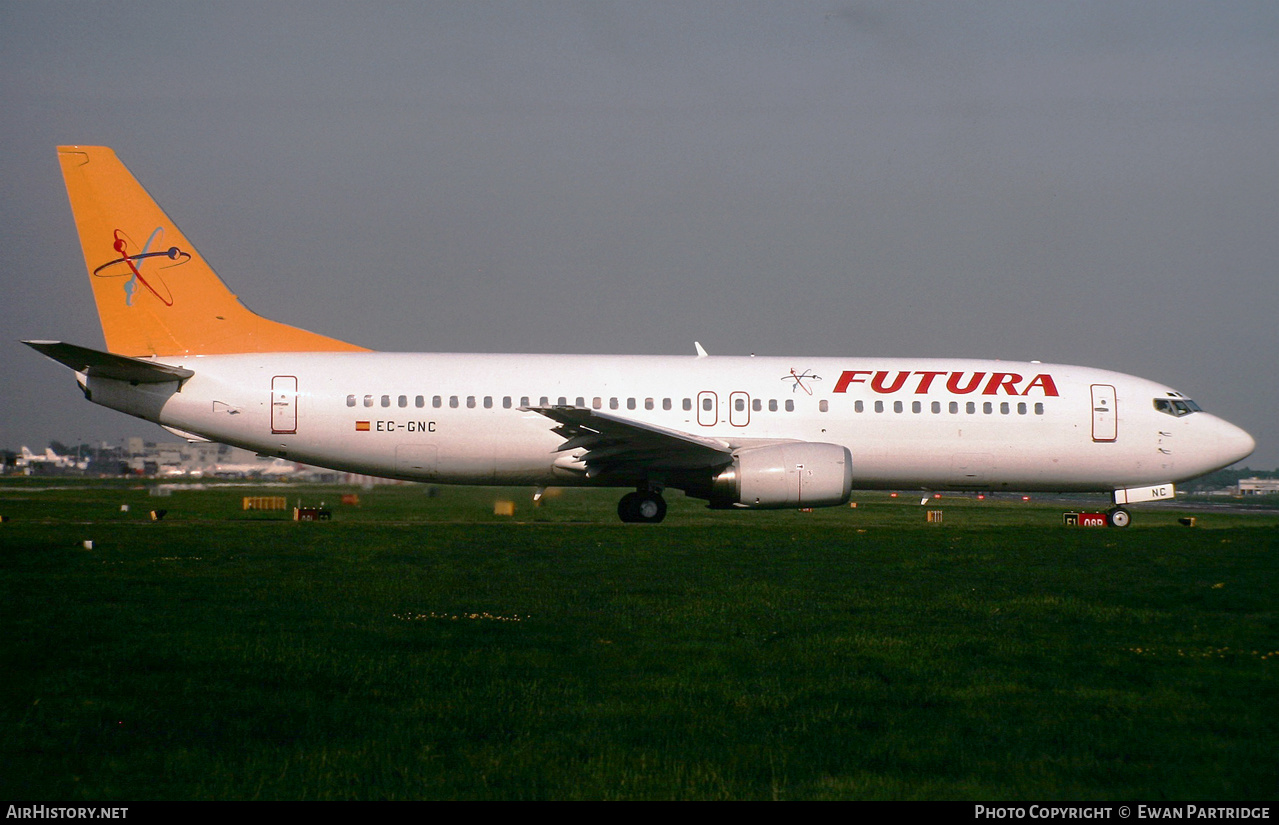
left=705, top=442, right=853, bottom=509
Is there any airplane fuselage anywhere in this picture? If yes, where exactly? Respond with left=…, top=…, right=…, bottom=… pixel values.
left=83, top=351, right=1252, bottom=497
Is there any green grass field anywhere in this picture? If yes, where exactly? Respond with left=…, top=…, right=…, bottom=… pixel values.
left=1, top=481, right=1275, bottom=800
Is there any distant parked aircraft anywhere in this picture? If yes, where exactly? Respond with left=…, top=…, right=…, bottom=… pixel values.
left=17, top=446, right=88, bottom=472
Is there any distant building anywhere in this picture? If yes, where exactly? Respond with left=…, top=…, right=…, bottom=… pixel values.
left=4, top=436, right=403, bottom=483
left=1234, top=477, right=1279, bottom=496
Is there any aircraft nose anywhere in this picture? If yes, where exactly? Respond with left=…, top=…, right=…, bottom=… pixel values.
left=1207, top=414, right=1258, bottom=465
left=1216, top=418, right=1256, bottom=466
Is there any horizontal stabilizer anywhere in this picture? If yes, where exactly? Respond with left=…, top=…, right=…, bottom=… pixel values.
left=23, top=340, right=194, bottom=383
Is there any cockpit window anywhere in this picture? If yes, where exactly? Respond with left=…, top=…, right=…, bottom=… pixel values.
left=1153, top=398, right=1201, bottom=417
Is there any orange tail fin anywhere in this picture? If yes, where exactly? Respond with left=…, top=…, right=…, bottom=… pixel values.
left=58, top=146, right=368, bottom=356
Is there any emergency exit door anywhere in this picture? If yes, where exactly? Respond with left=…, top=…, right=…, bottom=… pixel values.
left=1091, top=384, right=1116, bottom=442
left=272, top=375, right=298, bottom=434
left=697, top=391, right=718, bottom=427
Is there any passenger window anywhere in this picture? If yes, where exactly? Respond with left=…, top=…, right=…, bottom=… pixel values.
left=735, top=398, right=745, bottom=412
left=894, top=401, right=903, bottom=414
left=645, top=398, right=655, bottom=411
left=874, top=400, right=884, bottom=413
left=984, top=402, right=993, bottom=414
left=521, top=396, right=530, bottom=407
left=593, top=397, right=603, bottom=410
left=381, top=395, right=390, bottom=407
left=966, top=402, right=976, bottom=414
left=611, top=398, right=620, bottom=410
left=912, top=401, right=921, bottom=414
left=575, top=397, right=585, bottom=408
left=502, top=397, right=512, bottom=409
left=683, top=399, right=692, bottom=411
left=398, top=395, right=408, bottom=408
left=484, top=396, right=493, bottom=409
left=819, top=400, right=829, bottom=412
left=663, top=398, right=672, bottom=411
left=855, top=400, right=864, bottom=413
left=786, top=400, right=795, bottom=412
left=346, top=395, right=356, bottom=407
left=1000, top=402, right=1010, bottom=415
left=949, top=402, right=959, bottom=414
left=769, top=399, right=778, bottom=412
left=540, top=396, right=549, bottom=406
left=932, top=401, right=941, bottom=414
left=557, top=397, right=567, bottom=406
left=1018, top=402, right=1027, bottom=415
left=364, top=395, right=374, bottom=408
left=433, top=396, right=442, bottom=408
left=1035, top=403, right=1044, bottom=415
left=752, top=399, right=761, bottom=412
left=627, top=398, right=636, bottom=410
left=450, top=396, right=459, bottom=408
left=415, top=396, right=425, bottom=408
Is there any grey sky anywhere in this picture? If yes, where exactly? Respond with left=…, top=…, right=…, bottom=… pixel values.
left=2, top=1, right=1276, bottom=468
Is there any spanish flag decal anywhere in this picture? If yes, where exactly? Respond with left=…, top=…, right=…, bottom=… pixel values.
left=355, top=421, right=370, bottom=432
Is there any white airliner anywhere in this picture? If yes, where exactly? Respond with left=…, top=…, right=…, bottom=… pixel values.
left=17, top=446, right=89, bottom=472
left=27, top=146, right=1255, bottom=525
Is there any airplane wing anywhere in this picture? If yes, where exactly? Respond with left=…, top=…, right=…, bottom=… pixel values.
left=24, top=341, right=194, bottom=384
left=524, top=405, right=735, bottom=479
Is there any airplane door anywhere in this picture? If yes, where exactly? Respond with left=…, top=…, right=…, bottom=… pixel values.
left=729, top=391, right=750, bottom=427
left=271, top=375, right=298, bottom=434
left=1091, top=384, right=1117, bottom=442
left=697, top=391, right=718, bottom=427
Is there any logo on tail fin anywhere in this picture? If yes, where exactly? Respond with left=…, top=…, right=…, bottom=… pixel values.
left=92, top=228, right=191, bottom=306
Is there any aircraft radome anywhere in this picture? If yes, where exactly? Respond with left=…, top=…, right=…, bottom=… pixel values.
left=27, top=146, right=1255, bottom=525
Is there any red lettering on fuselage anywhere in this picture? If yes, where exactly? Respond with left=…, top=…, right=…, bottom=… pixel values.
left=1022, top=373, right=1059, bottom=396
left=913, top=371, right=948, bottom=394
left=833, top=370, right=874, bottom=393
left=832, top=370, right=1059, bottom=397
left=983, top=373, right=1022, bottom=395
left=946, top=372, right=986, bottom=394
left=870, top=371, right=911, bottom=393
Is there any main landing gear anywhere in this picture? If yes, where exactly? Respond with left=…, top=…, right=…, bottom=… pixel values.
left=618, top=489, right=667, bottom=524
